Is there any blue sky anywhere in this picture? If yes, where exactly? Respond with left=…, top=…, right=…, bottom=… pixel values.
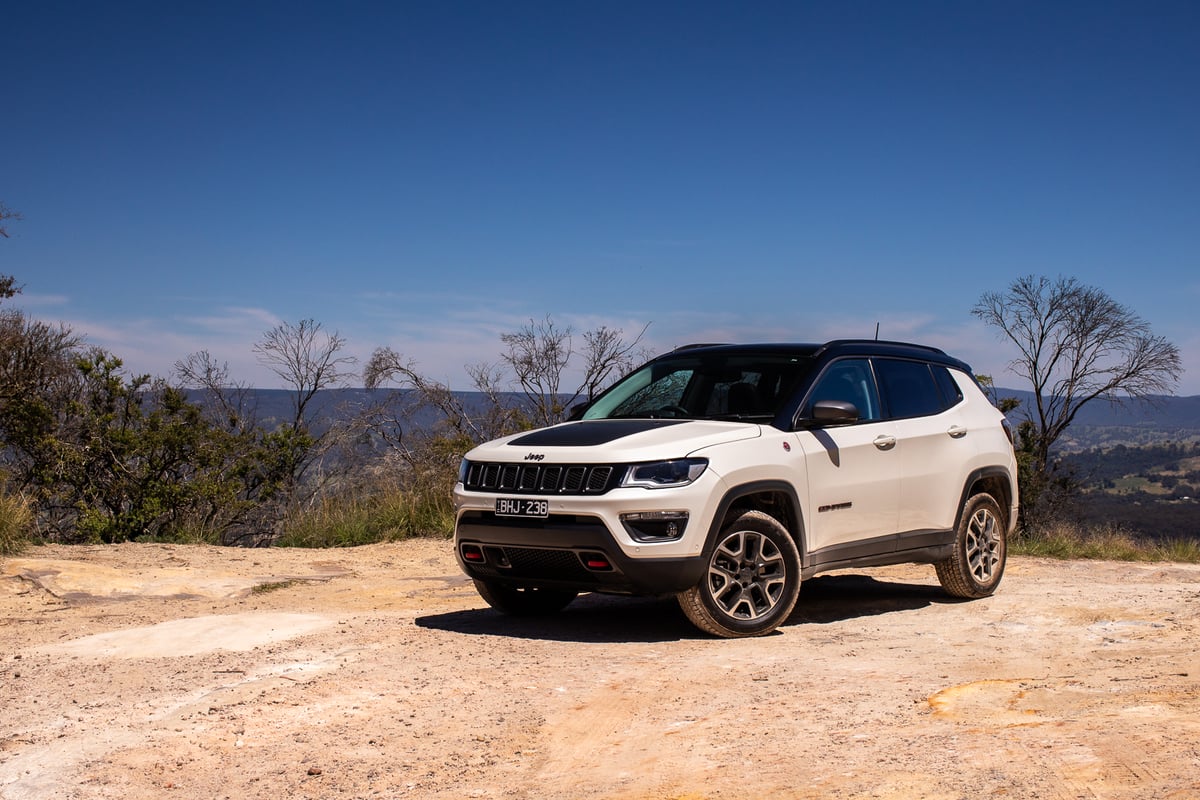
left=4, top=1, right=1199, bottom=394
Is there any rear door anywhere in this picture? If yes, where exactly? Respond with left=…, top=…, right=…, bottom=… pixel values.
left=874, top=359, right=973, bottom=536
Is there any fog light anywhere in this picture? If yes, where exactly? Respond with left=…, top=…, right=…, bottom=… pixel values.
left=580, top=551, right=614, bottom=571
left=620, top=511, right=689, bottom=542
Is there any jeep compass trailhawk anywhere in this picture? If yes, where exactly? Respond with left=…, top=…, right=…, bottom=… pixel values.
left=454, top=340, right=1019, bottom=638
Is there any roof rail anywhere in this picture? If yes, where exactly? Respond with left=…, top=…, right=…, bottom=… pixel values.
left=671, top=342, right=730, bottom=352
left=817, top=339, right=948, bottom=356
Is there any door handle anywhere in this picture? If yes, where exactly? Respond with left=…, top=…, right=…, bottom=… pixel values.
left=947, top=425, right=968, bottom=439
left=873, top=435, right=896, bottom=451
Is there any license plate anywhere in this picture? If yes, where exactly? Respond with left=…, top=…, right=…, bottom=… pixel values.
left=495, top=498, right=549, bottom=518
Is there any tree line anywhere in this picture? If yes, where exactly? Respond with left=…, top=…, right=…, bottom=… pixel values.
left=1, top=272, right=646, bottom=548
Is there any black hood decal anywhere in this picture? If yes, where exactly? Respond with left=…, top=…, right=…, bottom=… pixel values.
left=509, top=419, right=689, bottom=447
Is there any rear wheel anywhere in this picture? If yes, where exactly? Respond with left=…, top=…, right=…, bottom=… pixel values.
left=473, top=579, right=578, bottom=616
left=935, top=493, right=1007, bottom=598
left=677, top=510, right=802, bottom=638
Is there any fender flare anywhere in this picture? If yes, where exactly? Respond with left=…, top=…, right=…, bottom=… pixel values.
left=702, top=479, right=808, bottom=560
left=953, top=466, right=1015, bottom=531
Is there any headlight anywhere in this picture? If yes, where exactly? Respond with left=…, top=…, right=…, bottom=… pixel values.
left=458, top=459, right=469, bottom=484
left=621, top=458, right=708, bottom=489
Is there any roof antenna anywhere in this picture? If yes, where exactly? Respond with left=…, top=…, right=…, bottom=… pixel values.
left=874, top=322, right=880, bottom=341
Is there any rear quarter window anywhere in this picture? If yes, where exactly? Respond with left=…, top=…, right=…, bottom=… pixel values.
left=933, top=366, right=965, bottom=409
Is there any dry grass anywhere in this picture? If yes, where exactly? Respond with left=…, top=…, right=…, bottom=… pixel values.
left=1013, top=519, right=1200, bottom=563
left=0, top=490, right=33, bottom=556
left=274, top=486, right=455, bottom=548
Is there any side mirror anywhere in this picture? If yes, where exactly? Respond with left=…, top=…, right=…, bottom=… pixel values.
left=809, top=400, right=859, bottom=425
left=567, top=402, right=590, bottom=421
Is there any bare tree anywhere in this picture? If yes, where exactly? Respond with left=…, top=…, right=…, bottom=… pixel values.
left=2, top=201, right=22, bottom=301
left=973, top=275, right=1181, bottom=520
left=501, top=316, right=649, bottom=427
left=0, top=203, right=21, bottom=240
left=579, top=324, right=651, bottom=403
left=2, top=203, right=22, bottom=301
left=364, top=347, right=521, bottom=447
left=362, top=348, right=523, bottom=520
left=174, top=350, right=257, bottom=433
left=253, top=319, right=356, bottom=427
left=501, top=316, right=571, bottom=426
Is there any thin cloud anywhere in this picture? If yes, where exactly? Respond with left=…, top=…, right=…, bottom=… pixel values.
left=10, top=292, right=70, bottom=308
left=179, top=306, right=285, bottom=337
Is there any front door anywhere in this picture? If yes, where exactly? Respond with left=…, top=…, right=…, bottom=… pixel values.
left=793, top=358, right=900, bottom=558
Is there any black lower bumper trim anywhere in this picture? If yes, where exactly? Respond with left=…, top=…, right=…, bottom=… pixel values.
left=455, top=512, right=705, bottom=596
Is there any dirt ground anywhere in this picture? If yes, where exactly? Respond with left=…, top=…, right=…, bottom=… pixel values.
left=2, top=540, right=1199, bottom=800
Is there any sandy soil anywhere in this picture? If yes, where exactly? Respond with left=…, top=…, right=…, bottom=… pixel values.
left=2, top=540, right=1199, bottom=800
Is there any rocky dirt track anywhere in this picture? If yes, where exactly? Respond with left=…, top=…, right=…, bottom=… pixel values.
left=2, top=540, right=1199, bottom=800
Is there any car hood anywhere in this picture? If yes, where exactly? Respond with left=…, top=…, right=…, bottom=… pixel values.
left=465, top=419, right=762, bottom=463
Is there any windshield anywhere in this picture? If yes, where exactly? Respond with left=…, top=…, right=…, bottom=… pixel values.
left=581, top=352, right=813, bottom=422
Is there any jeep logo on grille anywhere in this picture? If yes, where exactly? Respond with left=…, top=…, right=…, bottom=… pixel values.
left=524, top=453, right=545, bottom=461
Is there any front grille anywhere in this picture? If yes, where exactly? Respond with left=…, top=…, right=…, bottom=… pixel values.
left=463, top=461, right=620, bottom=495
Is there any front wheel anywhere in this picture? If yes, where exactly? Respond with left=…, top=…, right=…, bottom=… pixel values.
left=935, top=493, right=1007, bottom=598
left=677, top=510, right=802, bottom=638
left=473, top=579, right=578, bottom=616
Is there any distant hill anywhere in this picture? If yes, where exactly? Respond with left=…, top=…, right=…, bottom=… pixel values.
left=183, top=388, right=532, bottom=435
left=195, top=387, right=1200, bottom=451
left=993, top=389, right=1200, bottom=451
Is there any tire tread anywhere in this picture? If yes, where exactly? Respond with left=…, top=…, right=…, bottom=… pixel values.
left=935, top=493, right=1006, bottom=599
left=676, top=510, right=801, bottom=638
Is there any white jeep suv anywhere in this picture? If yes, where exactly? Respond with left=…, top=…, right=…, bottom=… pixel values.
left=454, top=340, right=1018, bottom=638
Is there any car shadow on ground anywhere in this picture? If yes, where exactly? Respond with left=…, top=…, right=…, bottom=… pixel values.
left=787, top=573, right=957, bottom=625
left=415, top=573, right=960, bottom=643
left=416, top=594, right=694, bottom=643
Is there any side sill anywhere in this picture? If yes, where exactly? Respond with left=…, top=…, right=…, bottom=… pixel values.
left=802, top=528, right=954, bottom=579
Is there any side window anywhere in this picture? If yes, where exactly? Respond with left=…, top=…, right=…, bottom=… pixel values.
left=876, top=359, right=944, bottom=419
left=933, top=366, right=964, bottom=409
left=807, top=358, right=881, bottom=421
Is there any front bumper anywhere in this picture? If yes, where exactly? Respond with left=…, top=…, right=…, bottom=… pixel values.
left=452, top=476, right=723, bottom=596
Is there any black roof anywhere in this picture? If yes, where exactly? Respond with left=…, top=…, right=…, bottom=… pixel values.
left=667, top=339, right=972, bottom=372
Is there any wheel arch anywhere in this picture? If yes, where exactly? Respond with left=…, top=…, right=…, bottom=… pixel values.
left=954, top=467, right=1015, bottom=532
left=704, top=480, right=807, bottom=558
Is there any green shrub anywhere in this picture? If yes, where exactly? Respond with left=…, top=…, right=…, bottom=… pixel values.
left=0, top=491, right=33, bottom=555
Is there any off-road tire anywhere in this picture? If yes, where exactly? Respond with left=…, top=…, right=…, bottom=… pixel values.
left=473, top=579, right=578, bottom=616
left=677, top=510, right=802, bottom=638
left=935, top=493, right=1007, bottom=598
